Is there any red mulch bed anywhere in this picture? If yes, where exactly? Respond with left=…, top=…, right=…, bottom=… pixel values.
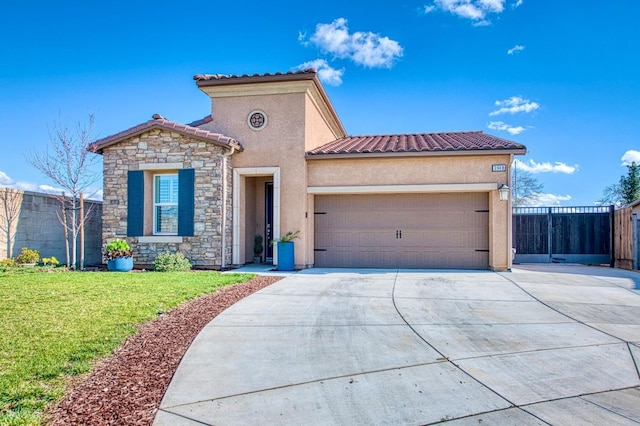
left=46, top=275, right=281, bottom=425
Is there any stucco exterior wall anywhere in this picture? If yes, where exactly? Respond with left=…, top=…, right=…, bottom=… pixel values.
left=207, top=92, right=332, bottom=268
left=307, top=154, right=513, bottom=271
left=101, top=129, right=232, bottom=269
left=200, top=78, right=344, bottom=269
left=304, top=95, right=344, bottom=152
left=307, top=154, right=511, bottom=187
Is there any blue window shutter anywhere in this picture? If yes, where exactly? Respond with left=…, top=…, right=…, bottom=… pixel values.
left=127, top=170, right=144, bottom=236
left=178, top=168, right=195, bottom=236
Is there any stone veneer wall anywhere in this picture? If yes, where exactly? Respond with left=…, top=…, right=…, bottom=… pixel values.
left=101, top=129, right=233, bottom=269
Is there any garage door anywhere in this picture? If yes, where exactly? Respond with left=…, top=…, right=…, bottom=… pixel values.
left=314, top=193, right=489, bottom=269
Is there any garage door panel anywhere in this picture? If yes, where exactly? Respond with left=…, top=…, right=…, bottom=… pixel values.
left=316, top=230, right=399, bottom=248
left=314, top=193, right=489, bottom=269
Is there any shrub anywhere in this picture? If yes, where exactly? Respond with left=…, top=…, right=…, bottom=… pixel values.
left=15, top=247, right=40, bottom=264
left=270, top=230, right=300, bottom=246
left=153, top=252, right=192, bottom=272
left=104, top=239, right=133, bottom=261
left=0, top=258, right=17, bottom=268
left=42, top=256, right=59, bottom=267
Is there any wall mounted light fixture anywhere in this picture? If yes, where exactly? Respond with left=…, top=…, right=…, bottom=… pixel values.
left=498, top=184, right=510, bottom=201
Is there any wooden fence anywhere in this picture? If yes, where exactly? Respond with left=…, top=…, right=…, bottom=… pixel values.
left=512, top=206, right=613, bottom=265
left=614, top=206, right=639, bottom=270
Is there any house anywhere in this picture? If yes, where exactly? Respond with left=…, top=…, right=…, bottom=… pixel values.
left=91, top=69, right=526, bottom=271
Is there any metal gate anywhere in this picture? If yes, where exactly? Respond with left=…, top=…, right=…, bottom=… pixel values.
left=512, top=206, right=614, bottom=265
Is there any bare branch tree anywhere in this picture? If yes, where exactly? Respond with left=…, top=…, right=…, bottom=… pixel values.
left=27, top=113, right=102, bottom=269
left=512, top=167, right=543, bottom=206
left=0, top=187, right=23, bottom=259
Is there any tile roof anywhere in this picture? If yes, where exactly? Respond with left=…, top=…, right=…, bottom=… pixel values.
left=186, top=114, right=213, bottom=127
left=90, top=114, right=242, bottom=154
left=193, top=69, right=316, bottom=85
left=306, top=131, right=526, bottom=157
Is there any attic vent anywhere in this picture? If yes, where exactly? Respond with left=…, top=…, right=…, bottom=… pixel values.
left=247, top=110, right=267, bottom=131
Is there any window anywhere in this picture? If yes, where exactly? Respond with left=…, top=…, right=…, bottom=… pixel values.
left=154, top=174, right=178, bottom=235
left=127, top=169, right=194, bottom=237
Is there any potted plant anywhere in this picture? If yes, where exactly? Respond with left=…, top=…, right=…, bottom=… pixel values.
left=271, top=230, right=300, bottom=271
left=104, top=238, right=134, bottom=272
left=253, top=234, right=264, bottom=264
left=15, top=247, right=40, bottom=267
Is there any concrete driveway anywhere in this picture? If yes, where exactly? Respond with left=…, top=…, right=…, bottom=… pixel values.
left=155, top=265, right=640, bottom=425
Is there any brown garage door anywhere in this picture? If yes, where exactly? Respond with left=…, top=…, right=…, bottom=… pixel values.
left=314, top=193, right=489, bottom=269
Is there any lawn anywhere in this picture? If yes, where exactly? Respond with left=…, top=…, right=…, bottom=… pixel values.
left=0, top=269, right=254, bottom=426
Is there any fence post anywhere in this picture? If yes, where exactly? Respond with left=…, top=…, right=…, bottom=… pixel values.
left=633, top=213, right=638, bottom=270
left=547, top=207, right=553, bottom=263
left=610, top=204, right=615, bottom=268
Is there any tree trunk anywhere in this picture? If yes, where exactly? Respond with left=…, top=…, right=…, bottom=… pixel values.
left=61, top=193, right=70, bottom=268
left=71, top=196, right=77, bottom=270
left=80, top=193, right=84, bottom=270
left=5, top=220, right=11, bottom=259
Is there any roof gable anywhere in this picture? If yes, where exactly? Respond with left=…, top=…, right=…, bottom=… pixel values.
left=306, top=131, right=526, bottom=157
left=90, top=114, right=242, bottom=154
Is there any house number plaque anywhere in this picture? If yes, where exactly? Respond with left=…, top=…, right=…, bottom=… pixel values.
left=492, top=164, right=506, bottom=172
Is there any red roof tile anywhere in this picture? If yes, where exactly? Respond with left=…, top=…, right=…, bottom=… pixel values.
left=307, top=131, right=526, bottom=156
left=90, top=114, right=242, bottom=154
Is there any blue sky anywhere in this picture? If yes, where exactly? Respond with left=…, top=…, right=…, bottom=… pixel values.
left=1, top=0, right=639, bottom=205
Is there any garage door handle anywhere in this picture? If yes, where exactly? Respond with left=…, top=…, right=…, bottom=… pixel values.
left=396, top=230, right=402, bottom=239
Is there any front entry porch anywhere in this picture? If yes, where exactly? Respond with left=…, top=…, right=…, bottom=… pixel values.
left=232, top=167, right=280, bottom=266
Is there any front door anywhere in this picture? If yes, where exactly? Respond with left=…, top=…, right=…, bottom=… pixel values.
left=265, top=182, right=274, bottom=261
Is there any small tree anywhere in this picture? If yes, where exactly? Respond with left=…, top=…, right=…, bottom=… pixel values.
left=598, top=162, right=640, bottom=207
left=0, top=187, right=23, bottom=259
left=621, top=162, right=640, bottom=204
left=27, top=113, right=101, bottom=269
left=512, top=167, right=543, bottom=206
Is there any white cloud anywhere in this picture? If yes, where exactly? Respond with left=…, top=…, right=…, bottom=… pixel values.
left=89, top=189, right=103, bottom=201
left=490, top=96, right=539, bottom=116
left=425, top=0, right=507, bottom=23
left=307, top=18, right=403, bottom=68
left=479, top=0, right=505, bottom=13
left=298, top=31, right=308, bottom=46
left=296, top=59, right=344, bottom=86
left=513, top=0, right=523, bottom=7
left=487, top=121, right=526, bottom=135
left=515, top=158, right=578, bottom=174
left=507, top=44, right=525, bottom=55
left=621, top=150, right=640, bottom=166
left=12, top=181, right=38, bottom=192
left=0, top=170, right=13, bottom=185
left=530, top=193, right=572, bottom=206
left=0, top=170, right=103, bottom=200
left=473, top=19, right=492, bottom=27
left=38, top=184, right=65, bottom=194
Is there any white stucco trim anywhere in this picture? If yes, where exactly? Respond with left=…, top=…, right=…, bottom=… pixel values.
left=232, top=167, right=281, bottom=265
left=139, top=162, right=184, bottom=170
left=307, top=183, right=499, bottom=194
left=138, top=236, right=183, bottom=243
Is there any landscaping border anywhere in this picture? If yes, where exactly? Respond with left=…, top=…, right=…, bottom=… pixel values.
left=47, top=275, right=281, bottom=425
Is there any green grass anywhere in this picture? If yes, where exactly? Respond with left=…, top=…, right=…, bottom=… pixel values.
left=0, top=269, right=254, bottom=425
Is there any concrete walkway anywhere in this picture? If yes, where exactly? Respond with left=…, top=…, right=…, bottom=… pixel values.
left=155, top=265, right=640, bottom=425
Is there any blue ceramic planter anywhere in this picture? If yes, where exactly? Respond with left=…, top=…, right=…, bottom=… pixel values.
left=107, top=256, right=134, bottom=272
left=276, top=241, right=295, bottom=271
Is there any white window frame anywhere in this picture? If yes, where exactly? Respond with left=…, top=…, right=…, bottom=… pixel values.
left=153, top=173, right=179, bottom=235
